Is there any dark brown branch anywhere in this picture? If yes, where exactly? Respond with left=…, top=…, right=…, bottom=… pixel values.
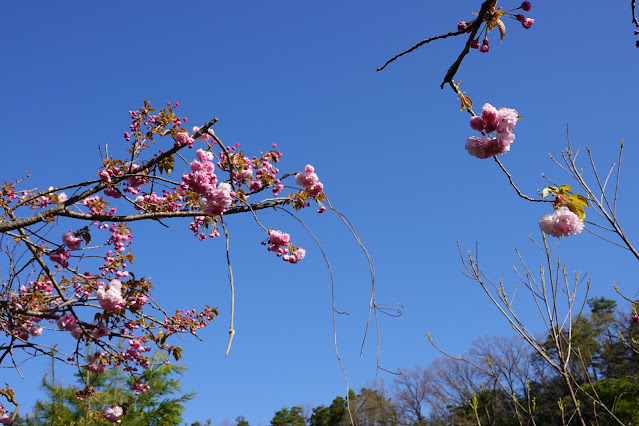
left=0, top=118, right=219, bottom=233
left=441, top=0, right=496, bottom=89
left=55, top=198, right=288, bottom=223
left=493, top=157, right=547, bottom=203
left=376, top=28, right=470, bottom=72
left=632, top=0, right=638, bottom=27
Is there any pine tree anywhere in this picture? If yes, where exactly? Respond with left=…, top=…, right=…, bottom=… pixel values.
left=16, top=351, right=194, bottom=425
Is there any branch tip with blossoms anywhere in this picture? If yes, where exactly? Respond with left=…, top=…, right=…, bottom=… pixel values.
left=0, top=100, right=347, bottom=417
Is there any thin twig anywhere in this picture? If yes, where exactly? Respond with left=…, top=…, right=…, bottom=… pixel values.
left=221, top=221, right=235, bottom=356
left=376, top=28, right=470, bottom=72
left=613, top=140, right=623, bottom=217
left=493, top=157, right=547, bottom=202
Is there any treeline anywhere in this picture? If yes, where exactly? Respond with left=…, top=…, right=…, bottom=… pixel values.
left=263, top=297, right=639, bottom=425
left=13, top=298, right=639, bottom=425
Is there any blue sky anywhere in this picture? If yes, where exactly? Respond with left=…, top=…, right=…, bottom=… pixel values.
left=2, top=1, right=639, bottom=424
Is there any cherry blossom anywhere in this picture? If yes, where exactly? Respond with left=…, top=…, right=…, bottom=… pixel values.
left=102, top=405, right=123, bottom=423
left=538, top=207, right=584, bottom=238
left=96, top=279, right=126, bottom=312
left=62, top=231, right=83, bottom=251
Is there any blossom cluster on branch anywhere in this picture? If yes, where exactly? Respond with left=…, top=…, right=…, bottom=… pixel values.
left=0, top=100, right=329, bottom=421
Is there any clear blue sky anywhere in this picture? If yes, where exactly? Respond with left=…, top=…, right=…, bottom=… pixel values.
left=2, top=1, right=639, bottom=424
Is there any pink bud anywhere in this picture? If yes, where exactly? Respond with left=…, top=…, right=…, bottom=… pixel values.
left=479, top=38, right=489, bottom=53
left=521, top=18, right=534, bottom=29
left=520, top=1, right=531, bottom=11
left=457, top=21, right=467, bottom=31
left=470, top=39, right=480, bottom=49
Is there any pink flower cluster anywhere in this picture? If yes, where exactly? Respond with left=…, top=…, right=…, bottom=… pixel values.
left=49, top=248, right=71, bottom=267
left=284, top=248, right=306, bottom=264
left=82, top=195, right=115, bottom=216
left=128, top=293, right=149, bottom=309
left=130, top=381, right=150, bottom=395
left=538, top=207, right=584, bottom=238
left=86, top=354, right=107, bottom=374
left=107, top=225, right=133, bottom=252
left=267, top=230, right=290, bottom=255
left=96, top=279, right=126, bottom=312
left=122, top=338, right=152, bottom=370
left=192, top=125, right=213, bottom=142
left=133, top=191, right=182, bottom=213
left=62, top=231, right=83, bottom=251
left=266, top=230, right=306, bottom=264
left=90, top=324, right=111, bottom=339
left=465, top=103, right=519, bottom=159
left=10, top=317, right=43, bottom=341
left=162, top=307, right=215, bottom=334
left=174, top=131, right=195, bottom=148
left=295, top=164, right=324, bottom=197
left=57, top=313, right=78, bottom=332
left=103, top=405, right=123, bottom=423
left=182, top=150, right=234, bottom=216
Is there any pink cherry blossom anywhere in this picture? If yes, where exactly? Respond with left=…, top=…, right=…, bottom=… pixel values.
left=196, top=148, right=213, bottom=162
left=192, top=126, right=212, bottom=142
left=129, top=293, right=149, bottom=309
left=90, top=325, right=111, bottom=339
left=57, top=313, right=78, bottom=332
left=538, top=207, right=584, bottom=237
left=295, top=165, right=319, bottom=188
left=306, top=182, right=324, bottom=197
left=103, top=405, right=123, bottom=423
left=465, top=136, right=492, bottom=159
left=496, top=108, right=519, bottom=135
left=481, top=103, right=498, bottom=131
left=470, top=116, right=486, bottom=132
left=86, top=364, right=106, bottom=374
left=103, top=187, right=122, bottom=198
left=174, top=132, right=194, bottom=147
left=96, top=279, right=126, bottom=312
left=284, top=248, right=306, bottom=264
left=62, top=231, right=83, bottom=251
left=201, top=183, right=233, bottom=216
left=295, top=164, right=324, bottom=197
left=49, top=248, right=71, bottom=267
left=268, top=230, right=291, bottom=247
